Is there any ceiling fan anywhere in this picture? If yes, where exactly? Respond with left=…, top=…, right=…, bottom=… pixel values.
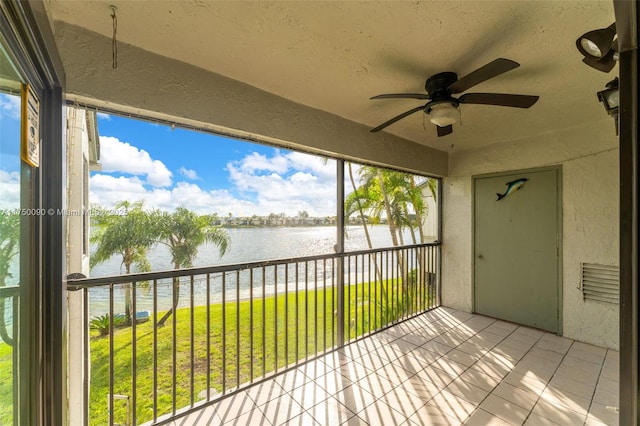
left=370, top=58, right=539, bottom=137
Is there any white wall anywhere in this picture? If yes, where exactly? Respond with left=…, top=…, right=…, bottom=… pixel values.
left=442, top=119, right=619, bottom=349
left=65, top=107, right=92, bottom=423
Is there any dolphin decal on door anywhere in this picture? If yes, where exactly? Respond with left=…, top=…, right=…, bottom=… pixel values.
left=497, top=178, right=529, bottom=201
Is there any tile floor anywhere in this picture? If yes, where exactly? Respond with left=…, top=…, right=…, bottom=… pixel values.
left=163, top=307, right=619, bottom=425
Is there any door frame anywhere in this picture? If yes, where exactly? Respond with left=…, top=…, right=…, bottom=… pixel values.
left=0, top=1, right=66, bottom=424
left=472, top=165, right=563, bottom=335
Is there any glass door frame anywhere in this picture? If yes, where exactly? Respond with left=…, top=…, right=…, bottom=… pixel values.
left=0, top=1, right=66, bottom=425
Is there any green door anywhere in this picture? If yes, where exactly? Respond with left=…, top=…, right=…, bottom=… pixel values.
left=474, top=169, right=560, bottom=332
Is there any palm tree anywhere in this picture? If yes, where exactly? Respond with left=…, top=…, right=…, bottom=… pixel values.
left=90, top=201, right=155, bottom=325
left=0, top=212, right=19, bottom=345
left=155, top=207, right=230, bottom=326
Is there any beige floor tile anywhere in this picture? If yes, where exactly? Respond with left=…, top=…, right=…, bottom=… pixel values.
left=534, top=334, right=573, bottom=354
left=306, top=396, right=358, bottom=425
left=470, top=330, right=506, bottom=345
left=458, top=368, right=501, bottom=392
left=523, top=413, right=562, bottom=425
left=372, top=362, right=415, bottom=385
left=379, top=386, right=429, bottom=417
left=490, top=382, right=539, bottom=411
left=257, top=394, right=304, bottom=426
left=411, top=345, right=445, bottom=365
left=402, top=372, right=443, bottom=401
left=432, top=357, right=468, bottom=376
left=407, top=402, right=461, bottom=425
left=353, top=372, right=398, bottom=396
left=246, top=380, right=285, bottom=406
left=416, top=366, right=459, bottom=388
left=457, top=341, right=491, bottom=356
left=288, top=382, right=330, bottom=410
left=168, top=404, right=221, bottom=426
left=156, top=308, right=620, bottom=426
left=421, top=340, right=455, bottom=355
left=338, top=361, right=373, bottom=382
left=443, top=348, right=482, bottom=368
left=213, top=391, right=258, bottom=422
left=530, top=399, right=587, bottom=425
left=356, top=399, right=410, bottom=425
left=285, top=411, right=322, bottom=426
left=355, top=352, right=392, bottom=372
left=314, top=371, right=353, bottom=394
left=526, top=348, right=564, bottom=364
left=592, top=387, right=618, bottom=407
left=596, top=376, right=619, bottom=394
left=539, top=387, right=591, bottom=415
left=470, top=358, right=512, bottom=380
left=507, top=333, right=541, bottom=347
left=548, top=373, right=597, bottom=399
left=444, top=378, right=490, bottom=405
left=554, top=366, right=600, bottom=388
left=402, top=332, right=436, bottom=347
left=428, top=390, right=477, bottom=422
left=393, top=354, right=429, bottom=375
left=478, top=394, right=530, bottom=425
left=221, top=408, right=269, bottom=426
left=566, top=348, right=606, bottom=366
left=491, top=343, right=529, bottom=362
left=464, top=408, right=512, bottom=426
left=587, top=403, right=619, bottom=426
left=333, top=384, right=378, bottom=413
left=502, top=370, right=548, bottom=395
left=489, top=320, right=519, bottom=332
left=273, top=369, right=311, bottom=391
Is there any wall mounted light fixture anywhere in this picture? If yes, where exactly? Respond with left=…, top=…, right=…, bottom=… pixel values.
left=576, top=23, right=618, bottom=73
left=597, top=78, right=619, bottom=135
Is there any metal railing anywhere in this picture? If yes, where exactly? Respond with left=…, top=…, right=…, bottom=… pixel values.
left=67, top=243, right=440, bottom=425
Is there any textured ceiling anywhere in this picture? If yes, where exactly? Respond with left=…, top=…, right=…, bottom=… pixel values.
left=45, top=0, right=615, bottom=152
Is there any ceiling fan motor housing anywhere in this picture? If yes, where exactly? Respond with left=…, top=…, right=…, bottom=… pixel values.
left=425, top=72, right=458, bottom=99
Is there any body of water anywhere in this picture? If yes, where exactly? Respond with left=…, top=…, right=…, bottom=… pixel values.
left=89, top=225, right=408, bottom=277
left=2, top=226, right=427, bottom=328
left=86, top=225, right=425, bottom=317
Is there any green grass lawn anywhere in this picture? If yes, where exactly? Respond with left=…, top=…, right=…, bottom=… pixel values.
left=0, top=279, right=432, bottom=425
left=0, top=342, right=13, bottom=425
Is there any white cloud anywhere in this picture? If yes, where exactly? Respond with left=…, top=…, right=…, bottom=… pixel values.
left=97, top=112, right=111, bottom=121
left=0, top=170, right=20, bottom=210
left=179, top=167, right=199, bottom=180
left=239, top=151, right=289, bottom=174
left=0, top=94, right=21, bottom=121
left=225, top=151, right=336, bottom=216
left=99, top=136, right=173, bottom=187
left=89, top=147, right=340, bottom=217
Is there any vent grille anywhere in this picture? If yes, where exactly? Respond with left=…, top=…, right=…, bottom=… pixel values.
left=581, top=263, right=619, bottom=305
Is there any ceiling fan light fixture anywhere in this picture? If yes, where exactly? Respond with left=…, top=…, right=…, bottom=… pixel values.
left=428, top=102, right=460, bottom=127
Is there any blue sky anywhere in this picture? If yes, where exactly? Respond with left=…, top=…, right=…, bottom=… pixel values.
left=92, top=113, right=339, bottom=217
left=0, top=95, right=353, bottom=216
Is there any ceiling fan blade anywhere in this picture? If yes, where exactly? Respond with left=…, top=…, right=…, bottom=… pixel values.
left=436, top=124, right=453, bottom=137
left=371, top=93, right=430, bottom=100
left=370, top=105, right=425, bottom=132
left=458, top=93, right=539, bottom=108
left=448, top=58, right=520, bottom=94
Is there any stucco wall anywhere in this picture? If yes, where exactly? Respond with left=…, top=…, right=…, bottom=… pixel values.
left=53, top=22, right=447, bottom=178
left=442, top=119, right=619, bottom=349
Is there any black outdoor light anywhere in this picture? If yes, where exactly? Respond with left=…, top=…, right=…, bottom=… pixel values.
left=597, top=77, right=619, bottom=135
left=576, top=23, right=618, bottom=73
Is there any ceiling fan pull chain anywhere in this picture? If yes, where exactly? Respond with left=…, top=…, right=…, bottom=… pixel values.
left=110, top=5, right=118, bottom=69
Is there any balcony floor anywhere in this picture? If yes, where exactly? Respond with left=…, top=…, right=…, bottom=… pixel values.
left=163, top=307, right=619, bottom=426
